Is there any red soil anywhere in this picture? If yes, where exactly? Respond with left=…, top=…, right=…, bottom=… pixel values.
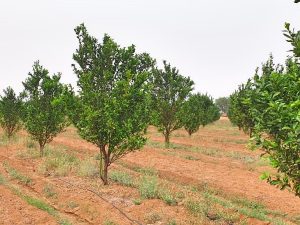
left=0, top=117, right=299, bottom=224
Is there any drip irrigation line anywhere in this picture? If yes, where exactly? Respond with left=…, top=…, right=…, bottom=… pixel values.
left=57, top=178, right=143, bottom=225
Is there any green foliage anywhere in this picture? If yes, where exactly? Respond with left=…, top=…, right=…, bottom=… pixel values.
left=109, top=170, right=135, bottom=187
left=215, top=97, right=229, bottom=114
left=23, top=194, right=57, bottom=216
left=151, top=61, right=194, bottom=146
left=22, top=61, right=69, bottom=156
left=181, top=93, right=220, bottom=136
left=228, top=55, right=300, bottom=196
left=3, top=161, right=32, bottom=185
left=228, top=79, right=255, bottom=135
left=132, top=198, right=142, bottom=205
left=0, top=87, right=22, bottom=138
left=158, top=189, right=177, bottom=205
left=284, top=23, right=300, bottom=57
left=71, top=23, right=155, bottom=185
left=138, top=175, right=158, bottom=199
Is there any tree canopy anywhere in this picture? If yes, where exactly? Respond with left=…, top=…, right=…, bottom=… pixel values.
left=215, top=97, right=229, bottom=114
left=182, top=93, right=220, bottom=136
left=71, top=23, right=155, bottom=184
left=22, top=61, right=69, bottom=156
left=151, top=60, right=194, bottom=146
left=228, top=56, right=300, bottom=196
left=0, top=87, right=22, bottom=139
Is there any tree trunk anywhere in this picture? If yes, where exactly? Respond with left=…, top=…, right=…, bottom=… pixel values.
left=39, top=144, right=45, bottom=157
left=99, top=145, right=109, bottom=185
left=164, top=130, right=170, bottom=148
left=103, top=161, right=108, bottom=185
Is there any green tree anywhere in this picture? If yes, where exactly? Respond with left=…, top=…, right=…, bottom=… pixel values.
left=182, top=93, right=220, bottom=136
left=22, top=61, right=69, bottom=156
left=71, top=24, right=154, bottom=185
left=228, top=80, right=255, bottom=135
left=250, top=58, right=300, bottom=196
left=152, top=61, right=194, bottom=146
left=207, top=104, right=221, bottom=124
left=229, top=56, right=300, bottom=196
left=0, top=87, right=23, bottom=139
left=215, top=97, right=229, bottom=114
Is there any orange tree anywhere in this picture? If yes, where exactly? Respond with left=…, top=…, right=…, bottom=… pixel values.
left=229, top=56, right=300, bottom=196
left=151, top=61, right=194, bottom=147
left=22, top=61, right=69, bottom=156
left=0, top=87, right=22, bottom=139
left=181, top=93, right=220, bottom=136
left=71, top=24, right=154, bottom=185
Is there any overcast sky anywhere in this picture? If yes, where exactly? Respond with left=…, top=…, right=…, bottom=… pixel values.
left=0, top=0, right=299, bottom=98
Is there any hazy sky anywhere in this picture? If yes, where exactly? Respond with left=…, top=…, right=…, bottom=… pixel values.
left=0, top=0, right=299, bottom=98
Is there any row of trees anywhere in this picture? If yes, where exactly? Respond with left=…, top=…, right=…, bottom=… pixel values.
left=0, top=24, right=220, bottom=184
left=228, top=23, right=300, bottom=196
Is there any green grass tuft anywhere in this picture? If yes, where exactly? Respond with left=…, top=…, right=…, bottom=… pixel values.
left=23, top=195, right=57, bottom=216
left=158, top=189, right=177, bottom=206
left=38, top=147, right=79, bottom=177
left=138, top=175, right=158, bottom=199
left=109, top=170, right=135, bottom=187
left=3, top=162, right=32, bottom=185
left=132, top=198, right=142, bottom=205
left=0, top=173, right=6, bottom=184
left=43, top=184, right=58, bottom=198
left=77, top=158, right=98, bottom=178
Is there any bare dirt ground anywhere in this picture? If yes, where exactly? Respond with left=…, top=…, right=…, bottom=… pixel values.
left=0, top=117, right=299, bottom=225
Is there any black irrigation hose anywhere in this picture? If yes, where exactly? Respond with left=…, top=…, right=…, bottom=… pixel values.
left=57, top=178, right=143, bottom=225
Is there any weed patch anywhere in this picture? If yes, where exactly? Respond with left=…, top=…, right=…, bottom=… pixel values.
left=109, top=170, right=135, bottom=187
left=43, top=184, right=58, bottom=198
left=66, top=201, right=79, bottom=209
left=38, top=147, right=79, bottom=176
left=77, top=158, right=98, bottom=178
left=132, top=198, right=142, bottom=205
left=138, top=175, right=158, bottom=199
left=3, top=162, right=32, bottom=185
left=158, top=189, right=177, bottom=206
left=135, top=167, right=158, bottom=176
left=145, top=212, right=161, bottom=224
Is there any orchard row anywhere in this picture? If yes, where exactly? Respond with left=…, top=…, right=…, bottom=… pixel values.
left=228, top=23, right=300, bottom=196
left=0, top=24, right=220, bottom=185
